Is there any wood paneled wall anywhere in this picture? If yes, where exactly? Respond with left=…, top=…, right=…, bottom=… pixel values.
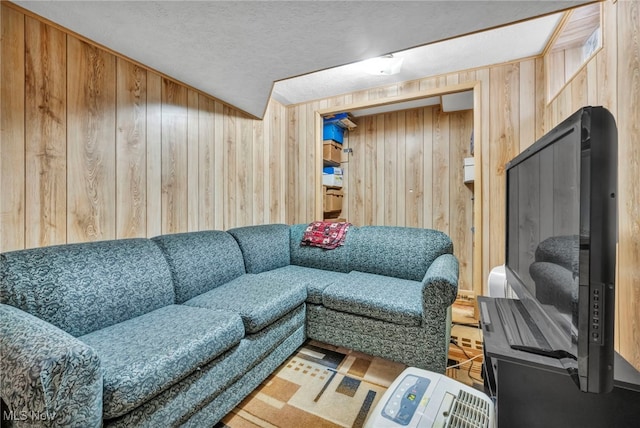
left=339, top=108, right=474, bottom=291
left=285, top=0, right=639, bottom=369
left=1, top=0, right=638, bottom=370
left=540, top=0, right=640, bottom=369
left=0, top=3, right=287, bottom=252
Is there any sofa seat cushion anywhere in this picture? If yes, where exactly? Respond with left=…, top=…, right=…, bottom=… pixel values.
left=184, top=274, right=307, bottom=333
left=79, top=305, right=244, bottom=419
left=321, top=271, right=423, bottom=326
left=257, top=265, right=348, bottom=304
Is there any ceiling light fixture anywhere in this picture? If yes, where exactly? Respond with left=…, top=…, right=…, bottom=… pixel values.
left=359, top=54, right=404, bottom=76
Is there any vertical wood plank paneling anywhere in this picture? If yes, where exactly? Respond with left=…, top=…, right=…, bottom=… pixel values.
left=375, top=114, right=385, bottom=224
left=298, top=106, right=309, bottom=221
left=616, top=0, right=640, bottom=369
left=67, top=37, right=116, bottom=243
left=571, top=67, right=588, bottom=109
left=7, top=0, right=640, bottom=372
left=285, top=107, right=297, bottom=223
left=161, top=79, right=188, bottom=234
left=237, top=113, right=253, bottom=226
left=432, top=107, right=450, bottom=233
left=463, top=109, right=474, bottom=291
left=343, top=107, right=472, bottom=289
left=0, top=5, right=25, bottom=252
left=534, top=57, right=546, bottom=140
left=488, top=64, right=519, bottom=269
left=363, top=115, right=376, bottom=225
left=306, top=103, right=317, bottom=222
left=597, top=0, right=617, bottom=115
left=24, top=17, right=66, bottom=248
left=405, top=108, right=423, bottom=228
left=384, top=113, right=398, bottom=225
left=213, top=101, right=225, bottom=230
left=348, top=123, right=364, bottom=225
left=253, top=103, right=265, bottom=224
left=476, top=68, right=491, bottom=293
left=422, top=107, right=434, bottom=230
left=396, top=111, right=406, bottom=227
left=1, top=4, right=287, bottom=250
left=450, top=111, right=473, bottom=291
left=115, top=58, right=146, bottom=239
left=187, top=89, right=199, bottom=231
left=519, top=59, right=536, bottom=152
left=198, top=95, right=215, bottom=230
left=146, top=71, right=162, bottom=237
left=586, top=59, right=598, bottom=106
left=269, top=100, right=284, bottom=222
left=223, top=106, right=237, bottom=228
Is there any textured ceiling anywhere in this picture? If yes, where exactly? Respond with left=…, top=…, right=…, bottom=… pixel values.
left=273, top=12, right=563, bottom=105
left=15, top=1, right=592, bottom=118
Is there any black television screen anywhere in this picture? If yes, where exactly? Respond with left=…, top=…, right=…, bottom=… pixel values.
left=503, top=106, right=617, bottom=393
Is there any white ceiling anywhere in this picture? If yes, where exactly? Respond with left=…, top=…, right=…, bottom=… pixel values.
left=15, top=1, right=591, bottom=118
left=273, top=12, right=563, bottom=105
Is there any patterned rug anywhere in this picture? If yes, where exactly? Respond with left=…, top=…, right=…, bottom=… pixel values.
left=216, top=340, right=406, bottom=428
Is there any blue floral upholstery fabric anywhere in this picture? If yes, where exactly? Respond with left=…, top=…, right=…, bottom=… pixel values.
left=258, top=265, right=349, bottom=304
left=0, top=239, right=174, bottom=337
left=422, top=253, right=459, bottom=310
left=104, top=306, right=305, bottom=427
left=182, top=326, right=306, bottom=427
left=1, top=223, right=458, bottom=427
left=0, top=304, right=102, bottom=427
left=184, top=274, right=307, bottom=333
left=79, top=305, right=244, bottom=419
left=228, top=224, right=291, bottom=274
left=322, top=271, right=423, bottom=326
left=307, top=304, right=450, bottom=373
left=348, top=226, right=453, bottom=281
left=289, top=223, right=356, bottom=273
left=152, top=231, right=246, bottom=303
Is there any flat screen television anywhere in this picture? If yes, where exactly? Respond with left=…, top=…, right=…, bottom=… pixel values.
left=501, top=106, right=617, bottom=393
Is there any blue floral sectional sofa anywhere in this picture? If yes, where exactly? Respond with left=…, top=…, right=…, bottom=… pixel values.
left=0, top=224, right=458, bottom=427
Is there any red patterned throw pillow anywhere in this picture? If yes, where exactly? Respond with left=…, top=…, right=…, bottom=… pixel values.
left=301, top=221, right=351, bottom=250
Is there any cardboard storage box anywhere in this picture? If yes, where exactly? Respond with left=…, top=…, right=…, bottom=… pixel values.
left=323, top=141, right=342, bottom=165
left=322, top=174, right=343, bottom=187
left=323, top=187, right=344, bottom=213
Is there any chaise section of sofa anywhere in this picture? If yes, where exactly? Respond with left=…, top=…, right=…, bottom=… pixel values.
left=229, top=223, right=459, bottom=373
left=307, top=226, right=458, bottom=372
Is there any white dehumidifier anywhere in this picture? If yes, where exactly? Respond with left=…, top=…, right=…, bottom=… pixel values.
left=364, top=367, right=495, bottom=428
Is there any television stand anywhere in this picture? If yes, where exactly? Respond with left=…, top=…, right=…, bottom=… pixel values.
left=479, top=296, right=640, bottom=428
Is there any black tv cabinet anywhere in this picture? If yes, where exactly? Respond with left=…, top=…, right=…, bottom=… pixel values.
left=479, top=296, right=640, bottom=428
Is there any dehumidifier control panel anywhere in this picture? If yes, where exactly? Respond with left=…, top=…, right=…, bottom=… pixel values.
left=381, top=375, right=431, bottom=426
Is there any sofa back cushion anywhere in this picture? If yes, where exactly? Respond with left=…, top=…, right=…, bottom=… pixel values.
left=228, top=224, right=290, bottom=274
left=348, top=226, right=453, bottom=281
left=289, top=223, right=356, bottom=273
left=0, top=239, right=174, bottom=337
left=153, top=231, right=245, bottom=303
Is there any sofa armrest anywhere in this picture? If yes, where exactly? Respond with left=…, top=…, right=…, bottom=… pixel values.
left=421, top=253, right=459, bottom=312
left=0, top=304, right=102, bottom=427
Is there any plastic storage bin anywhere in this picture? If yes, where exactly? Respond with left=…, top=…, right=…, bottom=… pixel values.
left=323, top=123, right=344, bottom=144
